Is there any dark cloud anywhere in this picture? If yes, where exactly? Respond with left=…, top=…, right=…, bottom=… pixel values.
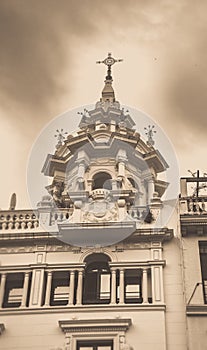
left=1, top=0, right=207, bottom=140
left=168, top=66, right=207, bottom=133
left=0, top=0, right=139, bottom=119
left=0, top=1, right=94, bottom=116
left=162, top=1, right=207, bottom=138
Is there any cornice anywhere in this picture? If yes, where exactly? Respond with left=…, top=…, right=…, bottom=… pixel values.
left=0, top=262, right=85, bottom=273
left=0, top=304, right=166, bottom=316
left=180, top=216, right=207, bottom=236
left=109, top=260, right=165, bottom=269
left=180, top=214, right=207, bottom=225
left=125, top=228, right=173, bottom=243
left=59, top=318, right=132, bottom=333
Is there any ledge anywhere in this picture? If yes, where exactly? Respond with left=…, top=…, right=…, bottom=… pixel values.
left=186, top=305, right=207, bottom=316
left=126, top=227, right=173, bottom=242
left=0, top=304, right=166, bottom=316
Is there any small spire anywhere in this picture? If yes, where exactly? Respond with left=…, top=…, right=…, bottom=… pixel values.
left=144, top=125, right=156, bottom=147
left=97, top=53, right=123, bottom=103
left=54, top=129, right=68, bottom=149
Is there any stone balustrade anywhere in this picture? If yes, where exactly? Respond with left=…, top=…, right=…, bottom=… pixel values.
left=0, top=208, right=74, bottom=231
left=180, top=197, right=207, bottom=215
left=0, top=210, right=39, bottom=230
left=0, top=206, right=154, bottom=231
left=50, top=209, right=73, bottom=225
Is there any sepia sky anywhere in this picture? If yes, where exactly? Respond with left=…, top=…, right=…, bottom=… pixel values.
left=0, top=0, right=207, bottom=209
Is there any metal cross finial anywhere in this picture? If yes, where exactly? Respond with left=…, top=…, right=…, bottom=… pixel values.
left=96, top=52, right=123, bottom=67
left=96, top=53, right=123, bottom=80
left=144, top=125, right=156, bottom=146
left=54, top=129, right=68, bottom=148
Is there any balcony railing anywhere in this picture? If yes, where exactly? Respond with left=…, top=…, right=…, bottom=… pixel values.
left=0, top=205, right=151, bottom=232
left=180, top=197, right=207, bottom=215
left=0, top=210, right=39, bottom=230
left=0, top=208, right=74, bottom=231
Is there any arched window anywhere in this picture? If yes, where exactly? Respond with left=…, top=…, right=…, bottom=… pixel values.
left=83, top=253, right=111, bottom=304
left=92, top=172, right=112, bottom=190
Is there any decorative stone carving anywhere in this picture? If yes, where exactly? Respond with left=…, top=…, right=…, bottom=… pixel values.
left=52, top=182, right=65, bottom=208
left=82, top=200, right=118, bottom=223
left=0, top=246, right=34, bottom=254
left=120, top=335, right=133, bottom=350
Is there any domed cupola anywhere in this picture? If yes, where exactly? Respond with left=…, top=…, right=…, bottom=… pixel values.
left=40, top=53, right=169, bottom=247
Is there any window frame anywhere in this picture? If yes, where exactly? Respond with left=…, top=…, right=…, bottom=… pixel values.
left=76, top=337, right=114, bottom=350
left=59, top=318, right=132, bottom=350
left=199, top=242, right=207, bottom=303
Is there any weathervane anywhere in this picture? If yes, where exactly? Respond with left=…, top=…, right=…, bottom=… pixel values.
left=96, top=52, right=123, bottom=80
left=144, top=125, right=156, bottom=146
left=54, top=129, right=68, bottom=148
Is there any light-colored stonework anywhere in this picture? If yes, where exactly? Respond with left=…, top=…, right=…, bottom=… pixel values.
left=0, top=54, right=205, bottom=349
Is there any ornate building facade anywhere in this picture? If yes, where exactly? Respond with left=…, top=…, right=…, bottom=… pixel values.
left=0, top=54, right=207, bottom=350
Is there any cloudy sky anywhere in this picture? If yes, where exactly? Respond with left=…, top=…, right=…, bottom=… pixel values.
left=0, top=0, right=207, bottom=209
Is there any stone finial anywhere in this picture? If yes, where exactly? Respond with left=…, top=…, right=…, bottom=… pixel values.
left=144, top=125, right=156, bottom=146
left=54, top=129, right=68, bottom=148
left=9, top=193, right=16, bottom=210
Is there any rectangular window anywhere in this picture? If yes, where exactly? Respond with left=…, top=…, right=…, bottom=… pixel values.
left=77, top=340, right=113, bottom=350
left=124, top=269, right=142, bottom=304
left=50, top=271, right=69, bottom=306
left=3, top=273, right=24, bottom=308
left=199, top=242, right=207, bottom=303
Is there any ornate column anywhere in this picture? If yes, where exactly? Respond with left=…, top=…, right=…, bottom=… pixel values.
left=0, top=273, right=6, bottom=308
left=142, top=268, right=148, bottom=303
left=111, top=179, right=118, bottom=190
left=76, top=150, right=89, bottom=188
left=118, top=161, right=125, bottom=178
left=111, top=269, right=117, bottom=305
left=76, top=270, right=83, bottom=305
left=21, top=272, right=30, bottom=307
left=117, top=149, right=127, bottom=182
left=148, top=179, right=154, bottom=204
left=68, top=270, right=75, bottom=306
left=44, top=271, right=52, bottom=307
left=119, top=269, right=125, bottom=304
left=77, top=162, right=85, bottom=180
